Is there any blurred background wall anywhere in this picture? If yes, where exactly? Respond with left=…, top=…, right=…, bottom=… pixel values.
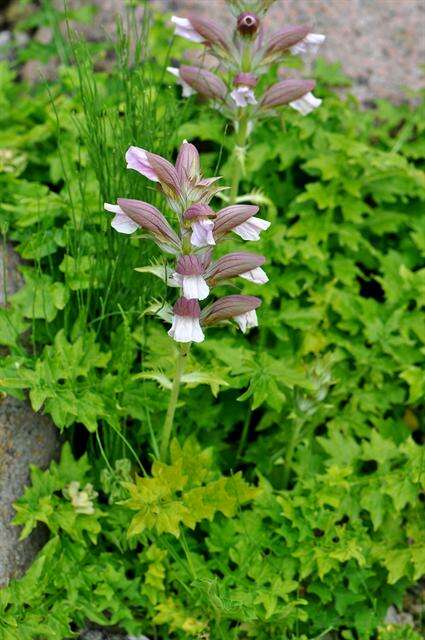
left=1, top=0, right=423, bottom=101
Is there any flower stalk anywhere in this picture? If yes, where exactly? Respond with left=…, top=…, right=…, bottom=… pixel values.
left=160, top=345, right=188, bottom=462
left=230, top=112, right=249, bottom=203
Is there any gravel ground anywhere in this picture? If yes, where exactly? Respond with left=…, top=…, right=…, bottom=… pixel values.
left=4, top=0, right=423, bottom=101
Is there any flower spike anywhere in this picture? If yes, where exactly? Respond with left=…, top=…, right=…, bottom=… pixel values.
left=107, top=141, right=269, bottom=344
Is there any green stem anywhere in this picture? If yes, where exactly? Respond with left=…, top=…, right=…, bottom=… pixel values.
left=230, top=114, right=249, bottom=204
left=282, top=416, right=304, bottom=489
left=236, top=400, right=252, bottom=459
left=230, top=158, right=242, bottom=204
left=160, top=347, right=187, bottom=461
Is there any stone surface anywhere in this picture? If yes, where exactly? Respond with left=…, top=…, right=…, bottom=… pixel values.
left=0, top=243, right=23, bottom=307
left=0, top=396, right=60, bottom=586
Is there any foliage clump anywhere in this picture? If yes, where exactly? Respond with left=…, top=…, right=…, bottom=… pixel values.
left=0, top=3, right=424, bottom=639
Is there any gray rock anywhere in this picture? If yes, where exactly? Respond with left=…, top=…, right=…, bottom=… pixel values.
left=0, top=396, right=60, bottom=586
left=0, top=243, right=23, bottom=307
left=384, top=604, right=415, bottom=627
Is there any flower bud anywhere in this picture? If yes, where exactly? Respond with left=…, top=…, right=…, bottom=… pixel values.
left=237, top=12, right=260, bottom=36
left=179, top=66, right=228, bottom=101
left=261, top=79, right=316, bottom=109
left=263, top=25, right=310, bottom=58
left=175, top=140, right=200, bottom=183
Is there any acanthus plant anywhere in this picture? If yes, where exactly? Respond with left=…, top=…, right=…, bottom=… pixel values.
left=168, top=0, right=324, bottom=202
left=105, top=140, right=270, bottom=460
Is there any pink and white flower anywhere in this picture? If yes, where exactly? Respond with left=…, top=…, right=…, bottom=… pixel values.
left=261, top=79, right=316, bottom=109
left=125, top=147, right=159, bottom=181
left=172, top=255, right=210, bottom=300
left=104, top=203, right=139, bottom=234
left=168, top=297, right=204, bottom=343
left=290, top=33, right=326, bottom=58
left=171, top=15, right=231, bottom=51
left=171, top=16, right=204, bottom=43
left=213, top=204, right=263, bottom=241
left=179, top=66, right=227, bottom=101
left=202, top=294, right=261, bottom=334
left=207, top=251, right=268, bottom=286
left=167, top=67, right=196, bottom=98
left=239, top=266, right=268, bottom=284
left=289, top=91, right=322, bottom=116
left=230, top=86, right=257, bottom=108
left=233, top=216, right=271, bottom=241
left=184, top=203, right=216, bottom=248
left=234, top=309, right=258, bottom=333
left=231, top=72, right=258, bottom=108
left=125, top=147, right=181, bottom=198
left=111, top=198, right=181, bottom=254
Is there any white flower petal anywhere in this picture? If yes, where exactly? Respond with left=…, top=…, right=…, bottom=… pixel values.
left=104, top=203, right=139, bottom=234
left=182, top=275, right=210, bottom=300
left=191, top=219, right=216, bottom=247
left=289, top=91, right=322, bottom=116
left=125, top=146, right=159, bottom=181
left=232, top=216, right=271, bottom=241
left=104, top=203, right=122, bottom=214
left=290, top=33, right=326, bottom=57
left=168, top=315, right=205, bottom=343
left=172, top=273, right=209, bottom=300
left=230, top=86, right=257, bottom=108
left=240, top=267, right=268, bottom=284
left=171, top=15, right=204, bottom=43
left=234, top=309, right=258, bottom=333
